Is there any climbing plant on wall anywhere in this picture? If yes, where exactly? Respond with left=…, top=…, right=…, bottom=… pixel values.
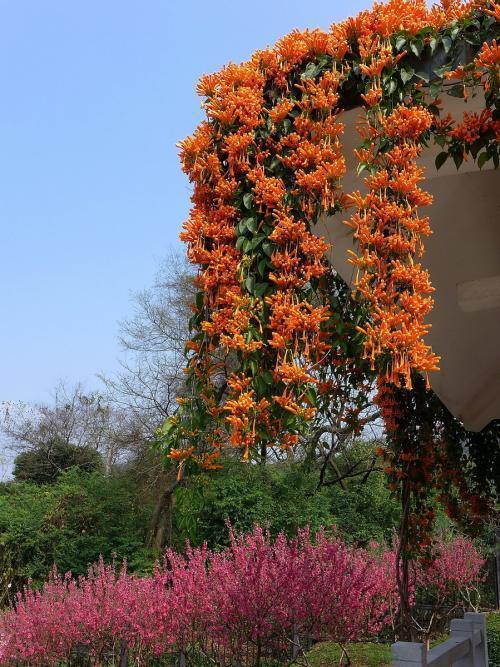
left=163, top=0, right=500, bottom=565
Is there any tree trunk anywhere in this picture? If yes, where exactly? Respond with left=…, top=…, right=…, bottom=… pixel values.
left=495, top=526, right=500, bottom=610
left=146, top=471, right=179, bottom=553
left=396, top=479, right=415, bottom=641
left=118, top=641, right=128, bottom=667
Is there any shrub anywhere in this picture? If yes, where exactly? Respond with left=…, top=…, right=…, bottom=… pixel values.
left=416, top=535, right=486, bottom=613
left=0, top=528, right=486, bottom=666
left=13, top=439, right=103, bottom=485
left=0, top=526, right=397, bottom=665
left=174, top=461, right=400, bottom=549
left=488, top=613, right=500, bottom=667
left=0, top=469, right=152, bottom=592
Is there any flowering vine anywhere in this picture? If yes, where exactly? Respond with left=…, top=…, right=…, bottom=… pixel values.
left=166, top=0, right=499, bottom=480
left=161, top=2, right=500, bottom=640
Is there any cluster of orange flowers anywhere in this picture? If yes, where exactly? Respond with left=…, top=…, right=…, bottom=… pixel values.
left=347, top=105, right=440, bottom=387
left=433, top=37, right=499, bottom=162
left=448, top=108, right=500, bottom=143
left=175, top=0, right=497, bottom=472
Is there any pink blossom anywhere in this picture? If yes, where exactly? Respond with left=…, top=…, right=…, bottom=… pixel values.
left=0, top=528, right=485, bottom=665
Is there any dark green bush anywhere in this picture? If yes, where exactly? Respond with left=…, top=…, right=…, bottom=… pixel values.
left=488, top=613, right=500, bottom=667
left=13, top=438, right=103, bottom=484
left=0, top=469, right=153, bottom=593
left=174, top=460, right=400, bottom=550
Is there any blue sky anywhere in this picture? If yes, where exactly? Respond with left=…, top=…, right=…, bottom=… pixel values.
left=0, top=0, right=371, bottom=405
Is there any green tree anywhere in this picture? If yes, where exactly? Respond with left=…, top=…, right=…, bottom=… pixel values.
left=13, top=438, right=103, bottom=484
left=174, top=459, right=400, bottom=550
left=0, top=468, right=153, bottom=596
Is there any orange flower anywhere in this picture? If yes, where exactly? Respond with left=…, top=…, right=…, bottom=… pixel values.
left=176, top=0, right=482, bottom=471
left=475, top=39, right=500, bottom=71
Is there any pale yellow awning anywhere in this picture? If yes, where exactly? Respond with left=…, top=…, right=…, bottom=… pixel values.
left=315, top=90, right=500, bottom=431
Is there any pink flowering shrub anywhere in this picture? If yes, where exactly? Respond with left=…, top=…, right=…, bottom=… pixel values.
left=0, top=528, right=485, bottom=665
left=289, top=529, right=398, bottom=643
left=207, top=525, right=299, bottom=653
left=416, top=535, right=486, bottom=609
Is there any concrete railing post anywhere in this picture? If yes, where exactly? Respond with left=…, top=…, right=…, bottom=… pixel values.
left=450, top=612, right=488, bottom=667
left=450, top=617, right=475, bottom=667
left=392, top=612, right=489, bottom=667
left=392, top=641, right=427, bottom=666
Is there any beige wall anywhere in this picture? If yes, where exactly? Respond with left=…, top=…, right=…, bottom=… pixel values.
left=315, top=92, right=500, bottom=431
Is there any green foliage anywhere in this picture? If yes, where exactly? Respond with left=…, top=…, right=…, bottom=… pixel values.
left=0, top=469, right=153, bottom=592
left=13, top=438, right=103, bottom=484
left=174, top=460, right=400, bottom=550
left=488, top=613, right=500, bottom=667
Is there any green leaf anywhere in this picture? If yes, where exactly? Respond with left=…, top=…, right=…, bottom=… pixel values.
left=262, top=241, right=274, bottom=257
left=243, top=192, right=254, bottom=209
left=250, top=234, right=265, bottom=250
left=159, top=419, right=174, bottom=436
left=429, top=37, right=439, bottom=54
left=442, top=36, right=452, bottom=53
left=356, top=162, right=367, bottom=176
left=257, top=258, right=268, bottom=276
left=387, top=79, right=397, bottom=95
left=261, top=370, right=274, bottom=385
left=236, top=236, right=246, bottom=250
left=395, top=36, right=406, bottom=51
left=195, top=291, right=204, bottom=310
left=448, top=84, right=464, bottom=98
left=435, top=134, right=446, bottom=148
left=429, top=82, right=442, bottom=99
left=245, top=276, right=255, bottom=293
left=254, top=282, right=269, bottom=298
left=302, top=61, right=318, bottom=79
left=254, top=375, right=267, bottom=395
left=434, top=64, right=451, bottom=78
left=269, top=156, right=281, bottom=172
left=400, top=67, right=414, bottom=85
left=410, top=40, right=423, bottom=57
left=246, top=217, right=257, bottom=233
left=477, top=151, right=489, bottom=170
left=305, top=387, right=317, bottom=408
left=453, top=151, right=463, bottom=170
left=415, top=70, right=430, bottom=83
left=435, top=151, right=449, bottom=170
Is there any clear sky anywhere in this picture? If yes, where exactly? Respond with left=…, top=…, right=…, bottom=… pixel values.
left=0, top=0, right=371, bottom=406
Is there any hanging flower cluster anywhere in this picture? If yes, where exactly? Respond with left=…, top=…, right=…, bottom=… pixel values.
left=167, top=0, right=499, bottom=478
left=348, top=103, right=439, bottom=386
left=433, top=34, right=500, bottom=168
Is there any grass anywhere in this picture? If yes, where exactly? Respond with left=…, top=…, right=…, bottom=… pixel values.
left=306, top=641, right=391, bottom=666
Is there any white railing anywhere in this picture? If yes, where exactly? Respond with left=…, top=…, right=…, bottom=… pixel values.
left=392, top=612, right=489, bottom=666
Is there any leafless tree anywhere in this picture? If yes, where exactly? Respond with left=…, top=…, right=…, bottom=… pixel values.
left=0, top=382, right=140, bottom=476
left=100, top=250, right=197, bottom=551
left=101, top=250, right=195, bottom=437
left=299, top=383, right=383, bottom=490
